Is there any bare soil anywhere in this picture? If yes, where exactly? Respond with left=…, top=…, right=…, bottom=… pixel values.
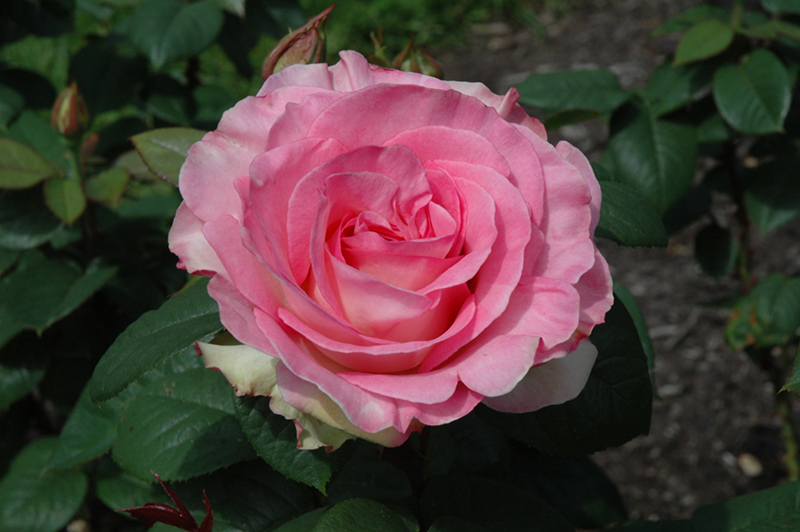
left=438, top=0, right=800, bottom=520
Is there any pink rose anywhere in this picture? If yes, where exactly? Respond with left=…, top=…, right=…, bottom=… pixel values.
left=169, top=51, right=612, bottom=448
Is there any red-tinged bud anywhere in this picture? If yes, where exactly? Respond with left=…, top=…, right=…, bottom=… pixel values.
left=80, top=132, right=99, bottom=171
left=261, top=5, right=334, bottom=80
left=51, top=82, right=91, bottom=137
left=120, top=471, right=214, bottom=532
left=391, top=36, right=443, bottom=79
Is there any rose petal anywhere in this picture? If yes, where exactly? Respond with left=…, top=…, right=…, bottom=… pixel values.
left=168, top=203, right=224, bottom=275
left=483, top=340, right=598, bottom=413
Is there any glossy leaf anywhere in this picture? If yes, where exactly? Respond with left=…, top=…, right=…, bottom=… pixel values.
left=762, top=0, right=800, bottom=14
left=89, top=277, right=223, bottom=402
left=131, top=127, right=205, bottom=185
left=112, top=366, right=256, bottom=481
left=85, top=167, right=130, bottom=205
left=8, top=111, right=72, bottom=174
left=273, top=509, right=327, bottom=532
left=596, top=180, right=668, bottom=247
left=0, top=137, right=62, bottom=189
left=726, top=274, right=800, bottom=351
left=0, top=438, right=88, bottom=532
left=744, top=138, right=800, bottom=234
left=694, top=222, right=737, bottom=277
left=214, top=0, right=246, bottom=16
left=479, top=297, right=653, bottom=456
left=713, top=49, right=791, bottom=134
left=0, top=251, right=116, bottom=332
left=651, top=5, right=729, bottom=36
left=0, top=189, right=63, bottom=249
left=127, top=0, right=225, bottom=69
left=516, top=69, right=628, bottom=114
left=421, top=474, right=574, bottom=532
left=46, top=386, right=121, bottom=471
left=44, top=177, right=87, bottom=224
left=692, top=480, right=800, bottom=529
left=674, top=20, right=734, bottom=66
left=607, top=101, right=697, bottom=213
left=234, top=395, right=345, bottom=494
left=0, top=85, right=24, bottom=127
left=326, top=443, right=413, bottom=505
left=0, top=335, right=47, bottom=409
left=311, top=499, right=409, bottom=532
left=640, top=61, right=715, bottom=117
left=613, top=281, right=656, bottom=394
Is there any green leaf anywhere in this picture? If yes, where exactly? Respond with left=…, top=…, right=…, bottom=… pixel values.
left=112, top=365, right=256, bottom=481
left=234, top=395, right=345, bottom=493
left=607, top=101, right=697, bottom=213
left=0, top=251, right=117, bottom=332
left=651, top=5, right=730, bottom=36
left=421, top=475, right=574, bottom=532
left=0, top=438, right=88, bottom=532
left=479, top=296, right=653, bottom=456
left=744, top=138, right=800, bottom=234
left=0, top=335, right=47, bottom=409
left=46, top=386, right=121, bottom=471
left=762, top=0, right=800, bottom=14
left=782, top=344, right=800, bottom=397
left=0, top=85, right=25, bottom=128
left=89, top=277, right=222, bottom=401
left=596, top=180, right=668, bottom=247
left=640, top=61, right=715, bottom=117
left=0, top=34, right=70, bottom=90
left=713, top=49, right=792, bottom=134
left=694, top=222, right=738, bottom=277
left=0, top=248, right=18, bottom=276
left=429, top=517, right=491, bottom=532
left=516, top=70, right=628, bottom=114
left=127, top=0, right=225, bottom=69
left=44, top=177, right=87, bottom=224
left=776, top=20, right=800, bottom=40
left=692, top=480, right=800, bottom=529
left=131, top=127, right=206, bottom=185
left=613, top=281, right=656, bottom=395
left=0, top=189, right=63, bottom=249
left=311, top=499, right=409, bottom=532
left=8, top=111, right=72, bottom=175
left=0, top=137, right=62, bottom=189
left=114, top=150, right=160, bottom=181
left=726, top=274, right=800, bottom=351
left=541, top=109, right=600, bottom=130
left=674, top=20, right=734, bottom=66
left=509, top=453, right=627, bottom=529
left=326, top=442, right=413, bottom=505
left=85, top=168, right=130, bottom=205
left=273, top=509, right=327, bottom=532
left=214, top=0, right=246, bottom=16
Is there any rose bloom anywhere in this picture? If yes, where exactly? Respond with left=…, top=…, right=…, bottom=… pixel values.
left=170, top=51, right=612, bottom=449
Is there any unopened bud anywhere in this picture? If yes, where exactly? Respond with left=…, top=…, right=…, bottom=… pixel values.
left=392, top=37, right=443, bottom=79
left=51, top=82, right=91, bottom=137
left=261, top=5, right=334, bottom=80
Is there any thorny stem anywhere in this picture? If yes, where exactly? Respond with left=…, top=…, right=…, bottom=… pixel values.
left=723, top=140, right=753, bottom=292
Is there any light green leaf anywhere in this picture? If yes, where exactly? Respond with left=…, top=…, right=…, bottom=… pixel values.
left=127, top=0, right=225, bottom=69
left=8, top=111, right=72, bottom=175
left=713, top=49, right=792, bottom=134
left=234, top=395, right=345, bottom=494
left=607, top=101, right=697, bottom=213
left=131, top=127, right=206, bottom=185
left=85, top=167, right=130, bottom=205
left=0, top=34, right=70, bottom=89
left=651, top=5, right=730, bottom=36
left=0, top=137, right=62, bottom=189
left=516, top=69, right=628, bottom=114
left=112, top=365, right=255, bottom=481
left=44, top=177, right=87, bottom=225
left=0, top=438, right=88, bottom=532
left=674, top=20, right=734, bottom=66
left=89, top=277, right=223, bottom=402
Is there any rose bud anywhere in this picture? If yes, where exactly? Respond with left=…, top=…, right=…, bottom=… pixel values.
left=392, top=36, right=443, bottom=79
left=51, top=82, right=91, bottom=137
left=120, top=472, right=213, bottom=532
left=261, top=4, right=334, bottom=80
left=171, top=51, right=612, bottom=450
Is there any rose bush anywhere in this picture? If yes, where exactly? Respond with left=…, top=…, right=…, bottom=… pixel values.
left=169, top=51, right=612, bottom=448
